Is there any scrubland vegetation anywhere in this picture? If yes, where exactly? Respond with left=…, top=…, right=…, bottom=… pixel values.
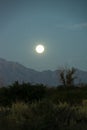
left=0, top=81, right=87, bottom=130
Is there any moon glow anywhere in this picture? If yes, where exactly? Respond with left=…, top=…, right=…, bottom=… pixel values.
left=35, top=45, right=45, bottom=54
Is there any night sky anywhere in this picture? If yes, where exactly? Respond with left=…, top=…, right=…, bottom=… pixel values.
left=0, top=0, right=87, bottom=71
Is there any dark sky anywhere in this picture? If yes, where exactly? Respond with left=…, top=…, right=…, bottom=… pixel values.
left=0, top=0, right=87, bottom=71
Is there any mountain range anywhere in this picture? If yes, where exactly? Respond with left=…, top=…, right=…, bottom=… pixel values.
left=0, top=58, right=87, bottom=87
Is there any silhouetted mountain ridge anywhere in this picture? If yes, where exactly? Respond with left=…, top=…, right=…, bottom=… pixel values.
left=0, top=58, right=87, bottom=87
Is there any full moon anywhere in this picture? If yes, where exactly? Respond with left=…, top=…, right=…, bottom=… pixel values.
left=35, top=44, right=45, bottom=54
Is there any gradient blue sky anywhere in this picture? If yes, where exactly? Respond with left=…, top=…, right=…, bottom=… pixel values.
left=0, top=0, right=87, bottom=71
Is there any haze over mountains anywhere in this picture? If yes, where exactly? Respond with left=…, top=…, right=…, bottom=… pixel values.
left=0, top=58, right=87, bottom=87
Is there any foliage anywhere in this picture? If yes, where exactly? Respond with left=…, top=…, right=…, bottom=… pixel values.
left=0, top=100, right=87, bottom=130
left=0, top=81, right=46, bottom=106
left=0, top=82, right=87, bottom=129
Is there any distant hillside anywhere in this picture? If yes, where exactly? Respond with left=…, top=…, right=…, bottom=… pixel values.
left=0, top=58, right=87, bottom=87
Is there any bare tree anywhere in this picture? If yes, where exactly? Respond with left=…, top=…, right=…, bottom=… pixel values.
left=59, top=67, right=76, bottom=87
left=60, top=70, right=66, bottom=86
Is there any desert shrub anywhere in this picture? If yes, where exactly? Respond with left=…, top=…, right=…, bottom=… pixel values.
left=0, top=101, right=87, bottom=130
left=0, top=82, right=46, bottom=107
left=0, top=82, right=87, bottom=129
left=0, top=87, right=11, bottom=107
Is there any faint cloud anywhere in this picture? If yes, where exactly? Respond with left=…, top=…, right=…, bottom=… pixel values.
left=56, top=22, right=87, bottom=30
left=70, top=22, right=87, bottom=29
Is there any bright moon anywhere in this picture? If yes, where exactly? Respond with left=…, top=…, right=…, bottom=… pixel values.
left=35, top=45, right=45, bottom=54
